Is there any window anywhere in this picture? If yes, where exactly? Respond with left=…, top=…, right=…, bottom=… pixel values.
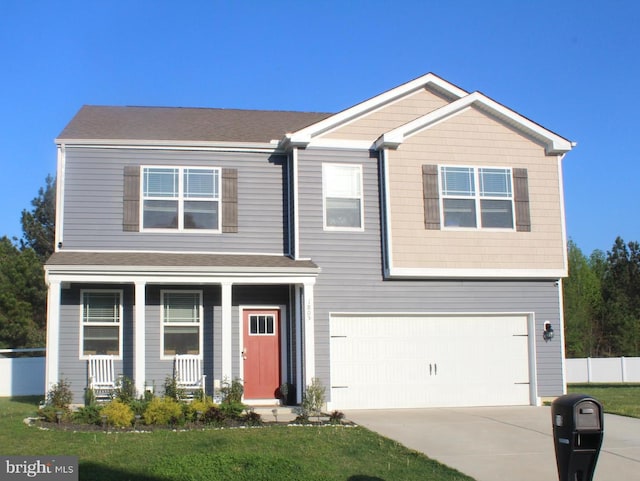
left=440, top=166, right=514, bottom=229
left=81, top=291, right=122, bottom=358
left=323, top=163, right=363, bottom=229
left=161, top=291, right=202, bottom=358
left=249, top=314, right=276, bottom=335
left=142, top=167, right=220, bottom=231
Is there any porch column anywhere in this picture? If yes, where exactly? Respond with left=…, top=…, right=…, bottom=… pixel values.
left=133, top=280, right=146, bottom=396
left=302, top=280, right=315, bottom=388
left=221, top=281, right=233, bottom=382
left=45, top=279, right=61, bottom=393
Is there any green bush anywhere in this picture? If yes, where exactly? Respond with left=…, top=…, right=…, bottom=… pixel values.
left=301, top=378, right=325, bottom=417
left=220, top=378, right=243, bottom=404
left=114, top=376, right=136, bottom=404
left=38, top=405, right=70, bottom=423
left=73, top=405, right=103, bottom=425
left=144, top=397, right=184, bottom=426
left=163, top=375, right=185, bottom=401
left=186, top=397, right=215, bottom=422
left=46, top=378, right=73, bottom=409
left=102, top=399, right=134, bottom=428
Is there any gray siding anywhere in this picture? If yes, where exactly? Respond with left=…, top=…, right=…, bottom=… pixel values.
left=62, top=147, right=289, bottom=254
left=297, top=148, right=564, bottom=399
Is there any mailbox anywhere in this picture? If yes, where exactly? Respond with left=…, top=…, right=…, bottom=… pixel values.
left=551, top=394, right=604, bottom=481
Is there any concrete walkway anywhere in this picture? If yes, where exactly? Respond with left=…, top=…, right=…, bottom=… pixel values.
left=346, top=406, right=640, bottom=481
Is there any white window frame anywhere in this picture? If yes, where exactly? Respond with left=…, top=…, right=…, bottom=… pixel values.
left=160, top=290, right=204, bottom=360
left=141, top=166, right=221, bottom=233
left=439, top=165, right=515, bottom=231
left=79, top=289, right=123, bottom=360
left=322, top=163, right=364, bottom=231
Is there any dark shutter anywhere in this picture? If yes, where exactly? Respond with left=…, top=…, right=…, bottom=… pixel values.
left=513, top=168, right=531, bottom=232
left=222, top=168, right=238, bottom=233
left=422, top=164, right=441, bottom=230
left=123, top=166, right=140, bottom=232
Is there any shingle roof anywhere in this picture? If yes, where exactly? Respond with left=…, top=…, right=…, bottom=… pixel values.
left=56, top=105, right=333, bottom=144
left=46, top=251, right=319, bottom=272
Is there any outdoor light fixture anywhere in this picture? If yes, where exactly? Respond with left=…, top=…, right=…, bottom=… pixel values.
left=543, top=321, right=555, bottom=341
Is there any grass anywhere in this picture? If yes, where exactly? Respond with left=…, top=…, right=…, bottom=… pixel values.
left=1, top=397, right=473, bottom=481
left=567, top=383, right=640, bottom=418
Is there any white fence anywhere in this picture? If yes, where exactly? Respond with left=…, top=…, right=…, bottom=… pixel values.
left=566, top=357, right=640, bottom=383
left=0, top=349, right=46, bottom=397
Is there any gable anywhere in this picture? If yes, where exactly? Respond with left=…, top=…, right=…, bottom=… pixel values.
left=317, top=87, right=452, bottom=143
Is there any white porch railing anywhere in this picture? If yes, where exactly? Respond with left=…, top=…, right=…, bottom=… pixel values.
left=0, top=348, right=46, bottom=397
left=566, top=357, right=640, bottom=383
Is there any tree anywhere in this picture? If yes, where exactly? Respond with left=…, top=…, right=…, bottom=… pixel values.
left=0, top=237, right=46, bottom=348
left=563, top=240, right=602, bottom=357
left=20, top=174, right=56, bottom=262
left=600, top=237, right=640, bottom=356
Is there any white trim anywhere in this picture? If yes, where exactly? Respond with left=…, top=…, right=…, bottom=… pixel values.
left=221, top=282, right=232, bottom=383
left=375, top=91, right=573, bottom=155
left=79, top=289, right=124, bottom=361
left=56, top=139, right=280, bottom=153
left=322, top=163, right=365, bottom=231
left=283, top=73, right=468, bottom=147
left=45, top=280, right=61, bottom=393
left=558, top=278, right=568, bottom=395
left=159, top=289, right=204, bottom=361
left=527, top=313, right=540, bottom=406
left=388, top=267, right=567, bottom=279
left=439, top=165, right=516, bottom=231
left=295, top=286, right=303, bottom=404
left=292, top=148, right=300, bottom=259
left=134, top=281, right=146, bottom=396
left=305, top=139, right=375, bottom=150
left=302, top=281, right=315, bottom=387
left=141, top=166, right=222, bottom=233
left=54, top=146, right=65, bottom=250
left=557, top=154, right=569, bottom=274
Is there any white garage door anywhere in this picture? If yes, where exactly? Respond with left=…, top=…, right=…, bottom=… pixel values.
left=329, top=314, right=532, bottom=410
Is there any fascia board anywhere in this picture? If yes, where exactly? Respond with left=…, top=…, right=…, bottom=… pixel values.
left=284, top=73, right=468, bottom=147
left=55, top=138, right=280, bottom=153
left=388, top=267, right=567, bottom=280
left=375, top=92, right=574, bottom=155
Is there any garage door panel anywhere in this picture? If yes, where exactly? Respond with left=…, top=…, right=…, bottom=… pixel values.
left=329, top=314, right=531, bottom=409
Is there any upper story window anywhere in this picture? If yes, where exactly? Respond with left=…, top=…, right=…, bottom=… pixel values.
left=322, top=163, right=363, bottom=230
left=440, top=166, right=514, bottom=229
left=142, top=167, right=220, bottom=231
left=81, top=290, right=123, bottom=358
left=161, top=291, right=203, bottom=359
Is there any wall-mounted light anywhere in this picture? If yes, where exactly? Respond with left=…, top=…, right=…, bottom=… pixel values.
left=543, top=321, right=554, bottom=341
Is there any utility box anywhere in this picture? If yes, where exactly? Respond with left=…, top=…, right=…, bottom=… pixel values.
left=551, top=394, right=604, bottom=481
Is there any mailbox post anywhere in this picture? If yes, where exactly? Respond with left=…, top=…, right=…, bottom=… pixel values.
left=551, top=394, right=604, bottom=481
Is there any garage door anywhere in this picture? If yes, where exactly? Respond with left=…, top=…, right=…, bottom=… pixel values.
left=329, top=314, right=532, bottom=409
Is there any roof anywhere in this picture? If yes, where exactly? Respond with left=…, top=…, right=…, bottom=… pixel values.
left=56, top=105, right=332, bottom=144
left=46, top=251, right=319, bottom=273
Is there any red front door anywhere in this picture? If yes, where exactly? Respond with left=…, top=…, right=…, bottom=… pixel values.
left=243, top=309, right=281, bottom=399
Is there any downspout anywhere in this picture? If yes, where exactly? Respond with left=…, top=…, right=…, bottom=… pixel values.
left=291, top=147, right=300, bottom=259
left=379, top=148, right=394, bottom=277
left=55, top=144, right=66, bottom=251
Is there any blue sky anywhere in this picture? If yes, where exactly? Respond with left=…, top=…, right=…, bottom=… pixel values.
left=1, top=0, right=638, bottom=255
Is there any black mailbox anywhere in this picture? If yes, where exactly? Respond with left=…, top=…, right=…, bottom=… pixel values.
left=551, top=394, right=604, bottom=481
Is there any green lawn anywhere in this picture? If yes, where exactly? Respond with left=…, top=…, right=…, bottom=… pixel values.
left=567, top=383, right=640, bottom=418
left=0, top=397, right=473, bottom=481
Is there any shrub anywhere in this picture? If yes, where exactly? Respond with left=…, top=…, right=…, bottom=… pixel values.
left=301, top=377, right=325, bottom=418
left=101, top=400, right=134, bottom=428
left=243, top=409, right=263, bottom=426
left=202, top=405, right=226, bottom=425
left=219, top=401, right=245, bottom=419
left=329, top=410, right=345, bottom=425
left=114, top=376, right=136, bottom=404
left=46, top=378, right=73, bottom=409
left=39, top=405, right=70, bottom=423
left=220, top=378, right=243, bottom=404
left=73, top=405, right=103, bottom=425
left=143, top=397, right=184, bottom=426
left=186, top=397, right=215, bottom=422
left=163, top=375, right=185, bottom=401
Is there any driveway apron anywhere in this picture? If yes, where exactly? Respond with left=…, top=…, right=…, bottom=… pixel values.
left=346, top=406, right=640, bottom=481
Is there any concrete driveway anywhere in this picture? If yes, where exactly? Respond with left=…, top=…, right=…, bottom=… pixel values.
left=346, top=406, right=640, bottom=481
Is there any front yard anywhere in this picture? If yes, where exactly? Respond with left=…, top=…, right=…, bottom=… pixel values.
left=567, top=383, right=640, bottom=418
left=1, top=397, right=473, bottom=481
